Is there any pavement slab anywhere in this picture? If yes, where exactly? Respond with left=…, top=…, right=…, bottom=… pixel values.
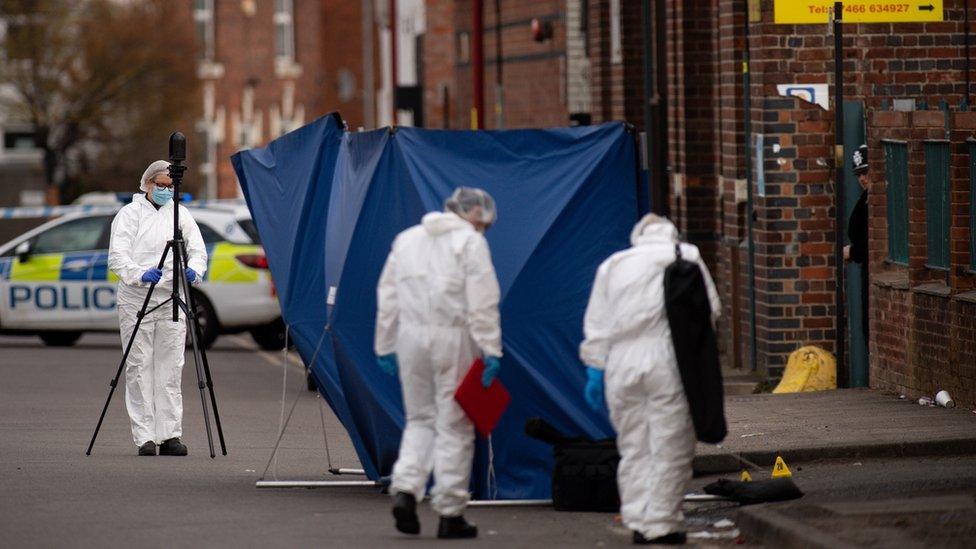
left=695, top=389, right=976, bottom=473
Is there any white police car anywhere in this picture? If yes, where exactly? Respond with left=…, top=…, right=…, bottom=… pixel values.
left=0, top=204, right=284, bottom=349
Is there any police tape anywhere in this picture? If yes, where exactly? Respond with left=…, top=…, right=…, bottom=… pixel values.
left=0, top=205, right=121, bottom=219
left=0, top=199, right=246, bottom=219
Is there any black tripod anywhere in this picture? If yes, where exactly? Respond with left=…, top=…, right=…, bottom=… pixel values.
left=86, top=132, right=226, bottom=458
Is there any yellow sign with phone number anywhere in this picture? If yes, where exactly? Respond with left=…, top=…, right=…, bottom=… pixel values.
left=774, top=0, right=943, bottom=24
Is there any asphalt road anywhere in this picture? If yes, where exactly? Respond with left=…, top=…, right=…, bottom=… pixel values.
left=0, top=333, right=640, bottom=548
left=3, top=332, right=975, bottom=548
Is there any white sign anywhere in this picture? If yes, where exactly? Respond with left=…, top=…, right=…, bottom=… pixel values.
left=777, top=84, right=830, bottom=111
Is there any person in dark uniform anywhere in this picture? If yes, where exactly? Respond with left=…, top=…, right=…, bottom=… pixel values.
left=845, top=144, right=870, bottom=341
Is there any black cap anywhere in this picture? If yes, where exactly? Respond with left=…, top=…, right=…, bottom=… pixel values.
left=852, top=144, right=869, bottom=174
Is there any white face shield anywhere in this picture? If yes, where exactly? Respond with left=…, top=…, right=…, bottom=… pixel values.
left=444, top=187, right=498, bottom=228
left=140, top=160, right=171, bottom=193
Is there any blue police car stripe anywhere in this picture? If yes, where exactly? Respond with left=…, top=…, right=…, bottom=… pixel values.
left=89, top=252, right=109, bottom=281
left=0, top=257, right=11, bottom=280
left=59, top=251, right=99, bottom=281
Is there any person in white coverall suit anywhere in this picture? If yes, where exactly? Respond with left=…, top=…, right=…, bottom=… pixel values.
left=580, top=214, right=720, bottom=545
left=108, top=160, right=208, bottom=457
left=375, top=187, right=502, bottom=540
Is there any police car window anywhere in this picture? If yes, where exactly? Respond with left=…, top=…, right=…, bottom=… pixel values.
left=237, top=219, right=261, bottom=245
left=33, top=216, right=111, bottom=254
left=197, top=223, right=226, bottom=244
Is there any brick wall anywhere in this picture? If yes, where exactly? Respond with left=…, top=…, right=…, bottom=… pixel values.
left=425, top=0, right=570, bottom=130
left=424, top=0, right=456, bottom=129
left=707, top=2, right=976, bottom=376
left=205, top=0, right=369, bottom=197
left=869, top=110, right=976, bottom=407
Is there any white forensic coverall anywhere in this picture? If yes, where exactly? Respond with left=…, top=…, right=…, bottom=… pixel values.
left=580, top=215, right=720, bottom=539
left=375, top=211, right=502, bottom=517
left=108, top=193, right=207, bottom=447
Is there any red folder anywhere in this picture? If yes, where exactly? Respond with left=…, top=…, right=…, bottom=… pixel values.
left=454, top=358, right=511, bottom=437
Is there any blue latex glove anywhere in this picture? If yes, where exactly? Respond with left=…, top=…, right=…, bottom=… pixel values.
left=186, top=268, right=198, bottom=283
left=141, top=268, right=162, bottom=284
left=584, top=367, right=605, bottom=412
left=377, top=354, right=398, bottom=376
left=482, top=356, right=501, bottom=388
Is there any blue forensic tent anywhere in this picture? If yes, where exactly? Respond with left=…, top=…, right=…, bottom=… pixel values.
left=232, top=113, right=641, bottom=500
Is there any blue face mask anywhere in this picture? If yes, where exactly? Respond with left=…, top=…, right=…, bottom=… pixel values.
left=151, top=186, right=173, bottom=205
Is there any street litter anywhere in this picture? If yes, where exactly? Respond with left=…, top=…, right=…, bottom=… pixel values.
left=740, top=432, right=765, bottom=438
left=918, top=396, right=935, bottom=406
left=713, top=519, right=736, bottom=529
left=690, top=529, right=741, bottom=540
left=935, top=390, right=956, bottom=408
left=899, top=394, right=906, bottom=399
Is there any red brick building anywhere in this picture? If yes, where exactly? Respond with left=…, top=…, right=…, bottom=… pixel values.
left=193, top=0, right=374, bottom=198
left=422, top=0, right=578, bottom=130
left=427, top=0, right=975, bottom=403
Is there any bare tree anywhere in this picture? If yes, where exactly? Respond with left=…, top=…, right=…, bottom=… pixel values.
left=0, top=0, right=200, bottom=204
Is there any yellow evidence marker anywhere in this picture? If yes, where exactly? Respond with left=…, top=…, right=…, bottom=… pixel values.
left=771, top=456, right=792, bottom=479
left=740, top=470, right=753, bottom=482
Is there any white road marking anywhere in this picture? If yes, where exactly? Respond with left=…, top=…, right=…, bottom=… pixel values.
left=226, top=334, right=306, bottom=374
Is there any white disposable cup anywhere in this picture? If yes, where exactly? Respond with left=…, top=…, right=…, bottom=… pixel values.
left=935, top=390, right=955, bottom=408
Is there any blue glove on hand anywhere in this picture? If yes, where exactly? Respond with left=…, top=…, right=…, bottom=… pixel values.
left=186, top=268, right=198, bottom=283
left=584, top=367, right=605, bottom=412
left=377, top=354, right=398, bottom=376
left=482, top=356, right=502, bottom=388
left=141, top=268, right=162, bottom=284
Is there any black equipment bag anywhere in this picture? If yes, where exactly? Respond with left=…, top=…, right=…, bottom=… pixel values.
left=663, top=243, right=727, bottom=444
left=525, top=418, right=620, bottom=512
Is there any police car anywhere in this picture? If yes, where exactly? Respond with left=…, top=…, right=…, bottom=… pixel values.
left=0, top=203, right=285, bottom=349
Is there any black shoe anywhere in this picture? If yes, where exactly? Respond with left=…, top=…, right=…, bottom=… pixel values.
left=437, top=515, right=478, bottom=539
left=392, top=492, right=420, bottom=535
left=138, top=441, right=156, bottom=456
left=159, top=438, right=188, bottom=456
left=633, top=531, right=687, bottom=545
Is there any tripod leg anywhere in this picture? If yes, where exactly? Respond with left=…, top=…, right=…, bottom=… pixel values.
left=87, top=243, right=171, bottom=455
left=180, top=245, right=227, bottom=455
left=174, top=260, right=216, bottom=459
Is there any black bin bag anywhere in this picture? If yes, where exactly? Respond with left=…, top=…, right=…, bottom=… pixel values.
left=664, top=243, right=727, bottom=444
left=525, top=418, right=620, bottom=512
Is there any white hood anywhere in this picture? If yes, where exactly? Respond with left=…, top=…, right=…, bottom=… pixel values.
left=630, top=213, right=679, bottom=246
left=422, top=211, right=473, bottom=236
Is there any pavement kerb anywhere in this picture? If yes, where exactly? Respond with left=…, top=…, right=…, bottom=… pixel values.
left=692, top=436, right=976, bottom=475
left=736, top=505, right=859, bottom=549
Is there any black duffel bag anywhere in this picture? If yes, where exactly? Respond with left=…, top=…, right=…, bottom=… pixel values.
left=664, top=243, right=727, bottom=444
left=526, top=418, right=620, bottom=512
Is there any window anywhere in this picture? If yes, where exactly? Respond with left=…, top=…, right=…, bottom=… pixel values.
left=924, top=140, right=950, bottom=270
left=194, top=0, right=215, bottom=60
left=457, top=32, right=470, bottom=64
left=610, top=0, right=622, bottom=64
left=274, top=0, right=295, bottom=61
left=237, top=219, right=262, bottom=245
left=33, top=216, right=112, bottom=255
left=197, top=223, right=226, bottom=245
left=3, top=130, right=38, bottom=150
left=581, top=0, right=590, bottom=57
left=884, top=140, right=908, bottom=265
